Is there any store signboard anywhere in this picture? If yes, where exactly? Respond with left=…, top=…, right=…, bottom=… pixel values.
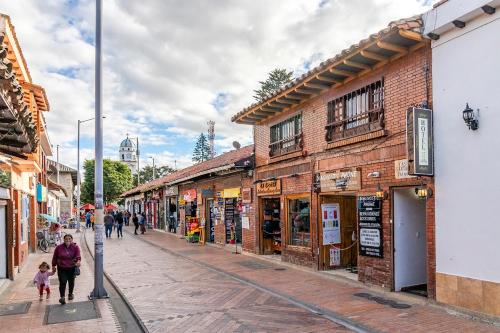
left=358, top=196, right=383, bottom=258
left=36, top=184, right=47, bottom=203
left=164, top=186, right=178, bottom=196
left=201, top=189, right=214, bottom=198
left=394, top=159, right=416, bottom=179
left=242, top=188, right=252, bottom=203
left=407, top=107, right=434, bottom=176
left=223, top=187, right=240, bottom=198
left=315, top=168, right=361, bottom=192
left=256, top=179, right=281, bottom=196
left=321, top=203, right=341, bottom=245
left=183, top=189, right=197, bottom=202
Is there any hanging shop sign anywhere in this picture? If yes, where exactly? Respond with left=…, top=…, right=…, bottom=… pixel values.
left=241, top=188, right=252, bottom=203
left=321, top=203, right=341, bottom=245
left=394, top=159, right=416, bottom=179
left=406, top=107, right=434, bottom=176
left=314, top=168, right=361, bottom=192
left=223, top=187, right=240, bottom=198
left=183, top=189, right=197, bottom=202
left=358, top=196, right=383, bottom=258
left=256, top=179, right=281, bottom=196
left=165, top=186, right=178, bottom=196
left=36, top=184, right=47, bottom=203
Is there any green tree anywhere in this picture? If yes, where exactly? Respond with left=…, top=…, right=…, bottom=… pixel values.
left=253, top=68, right=294, bottom=102
left=192, top=133, right=211, bottom=163
left=81, top=159, right=133, bottom=204
left=133, top=164, right=175, bottom=186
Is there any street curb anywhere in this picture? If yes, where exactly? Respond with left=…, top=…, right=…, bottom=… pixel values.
left=83, top=230, right=149, bottom=333
left=123, top=229, right=378, bottom=333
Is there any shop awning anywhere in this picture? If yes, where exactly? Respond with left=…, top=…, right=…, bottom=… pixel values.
left=80, top=203, right=95, bottom=210
left=39, top=214, right=56, bottom=223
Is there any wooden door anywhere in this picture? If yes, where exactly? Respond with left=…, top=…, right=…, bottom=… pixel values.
left=319, top=195, right=357, bottom=270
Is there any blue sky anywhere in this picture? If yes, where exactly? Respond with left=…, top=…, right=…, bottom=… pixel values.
left=2, top=0, right=433, bottom=171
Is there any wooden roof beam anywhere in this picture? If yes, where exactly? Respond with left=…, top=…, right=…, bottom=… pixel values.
left=360, top=50, right=388, bottom=62
left=303, top=82, right=331, bottom=90
left=261, top=106, right=280, bottom=113
left=315, top=74, right=342, bottom=84
left=398, top=29, right=423, bottom=42
left=275, top=99, right=296, bottom=105
left=329, top=68, right=355, bottom=78
left=269, top=101, right=289, bottom=108
left=294, top=88, right=316, bottom=95
left=343, top=60, right=371, bottom=70
left=376, top=40, right=407, bottom=54
left=281, top=96, right=302, bottom=103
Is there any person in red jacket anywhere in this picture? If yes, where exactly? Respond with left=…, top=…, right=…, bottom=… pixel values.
left=52, top=234, right=81, bottom=305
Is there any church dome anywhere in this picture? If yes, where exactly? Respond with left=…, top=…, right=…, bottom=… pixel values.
left=120, top=136, right=136, bottom=149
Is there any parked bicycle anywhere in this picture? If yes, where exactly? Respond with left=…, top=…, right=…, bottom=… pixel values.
left=36, top=229, right=67, bottom=253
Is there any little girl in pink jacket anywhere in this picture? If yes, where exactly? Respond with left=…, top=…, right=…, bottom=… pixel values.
left=33, top=262, right=54, bottom=300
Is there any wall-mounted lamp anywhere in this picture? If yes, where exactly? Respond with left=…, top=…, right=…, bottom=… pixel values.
left=375, top=183, right=388, bottom=200
left=463, top=103, right=479, bottom=130
left=289, top=173, right=299, bottom=178
left=367, top=171, right=381, bottom=178
left=415, top=186, right=433, bottom=200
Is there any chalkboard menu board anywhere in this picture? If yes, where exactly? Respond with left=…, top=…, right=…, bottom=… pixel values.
left=358, top=196, right=383, bottom=258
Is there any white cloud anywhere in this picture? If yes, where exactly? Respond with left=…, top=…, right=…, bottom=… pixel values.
left=3, top=0, right=434, bottom=171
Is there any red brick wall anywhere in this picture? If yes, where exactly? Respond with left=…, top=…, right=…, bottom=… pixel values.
left=251, top=46, right=435, bottom=294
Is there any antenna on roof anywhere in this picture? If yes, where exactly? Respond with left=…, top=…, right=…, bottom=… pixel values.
left=232, top=141, right=241, bottom=150
left=207, top=120, right=215, bottom=159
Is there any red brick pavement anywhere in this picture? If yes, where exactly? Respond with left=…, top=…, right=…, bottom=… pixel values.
left=0, top=230, right=119, bottom=333
left=110, top=226, right=500, bottom=333
left=85, top=228, right=352, bottom=333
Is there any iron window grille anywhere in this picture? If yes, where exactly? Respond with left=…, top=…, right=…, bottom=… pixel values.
left=325, top=79, right=384, bottom=142
left=269, top=114, right=303, bottom=157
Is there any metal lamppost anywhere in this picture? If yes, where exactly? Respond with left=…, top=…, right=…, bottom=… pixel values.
left=149, top=156, right=156, bottom=179
left=90, top=0, right=107, bottom=299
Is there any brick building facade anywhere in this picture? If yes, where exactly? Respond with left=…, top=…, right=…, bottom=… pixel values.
left=233, top=17, right=436, bottom=298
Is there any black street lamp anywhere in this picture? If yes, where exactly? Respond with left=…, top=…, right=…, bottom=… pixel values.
left=462, top=103, right=479, bottom=130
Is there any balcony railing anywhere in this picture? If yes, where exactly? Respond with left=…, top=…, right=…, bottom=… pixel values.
left=325, top=107, right=384, bottom=142
left=269, top=133, right=303, bottom=158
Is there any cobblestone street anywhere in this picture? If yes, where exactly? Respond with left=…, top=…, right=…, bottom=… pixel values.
left=85, top=227, right=500, bottom=333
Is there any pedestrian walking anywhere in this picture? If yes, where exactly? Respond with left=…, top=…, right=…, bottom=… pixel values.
left=104, top=211, right=114, bottom=238
left=124, top=210, right=130, bottom=226
left=116, top=211, right=124, bottom=238
left=52, top=234, right=81, bottom=305
left=90, top=213, right=95, bottom=230
left=85, top=211, right=92, bottom=229
left=33, top=261, right=54, bottom=300
left=138, top=212, right=146, bottom=234
left=132, top=213, right=139, bottom=235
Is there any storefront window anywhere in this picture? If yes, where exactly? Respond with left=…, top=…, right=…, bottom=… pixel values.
left=21, top=194, right=30, bottom=243
left=288, top=198, right=310, bottom=247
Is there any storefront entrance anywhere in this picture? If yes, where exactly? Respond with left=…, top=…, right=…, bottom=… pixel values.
left=261, top=198, right=281, bottom=255
left=0, top=205, right=6, bottom=279
left=319, top=195, right=357, bottom=275
left=393, top=188, right=427, bottom=296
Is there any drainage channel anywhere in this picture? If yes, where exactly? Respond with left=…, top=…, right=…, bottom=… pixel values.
left=80, top=230, right=148, bottom=333
left=125, top=229, right=379, bottom=333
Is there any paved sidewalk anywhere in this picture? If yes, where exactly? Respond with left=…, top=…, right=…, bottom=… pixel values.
left=86, top=228, right=351, bottom=333
left=0, top=230, right=120, bottom=333
left=112, top=226, right=499, bottom=333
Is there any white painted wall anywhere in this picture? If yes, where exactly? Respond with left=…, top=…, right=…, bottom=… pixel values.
left=394, top=188, right=427, bottom=291
left=426, top=4, right=500, bottom=283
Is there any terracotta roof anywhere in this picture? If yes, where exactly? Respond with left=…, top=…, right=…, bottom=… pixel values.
left=122, top=145, right=254, bottom=197
left=231, top=15, right=425, bottom=124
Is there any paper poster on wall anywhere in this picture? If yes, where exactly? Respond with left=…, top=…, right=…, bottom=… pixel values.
left=321, top=203, right=341, bottom=245
left=241, top=216, right=250, bottom=229
left=330, top=247, right=340, bottom=266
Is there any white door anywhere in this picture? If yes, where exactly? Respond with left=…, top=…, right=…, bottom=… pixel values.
left=0, top=205, right=6, bottom=278
left=394, top=188, right=427, bottom=291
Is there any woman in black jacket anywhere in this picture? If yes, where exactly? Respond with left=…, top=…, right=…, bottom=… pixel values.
left=132, top=213, right=139, bottom=235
